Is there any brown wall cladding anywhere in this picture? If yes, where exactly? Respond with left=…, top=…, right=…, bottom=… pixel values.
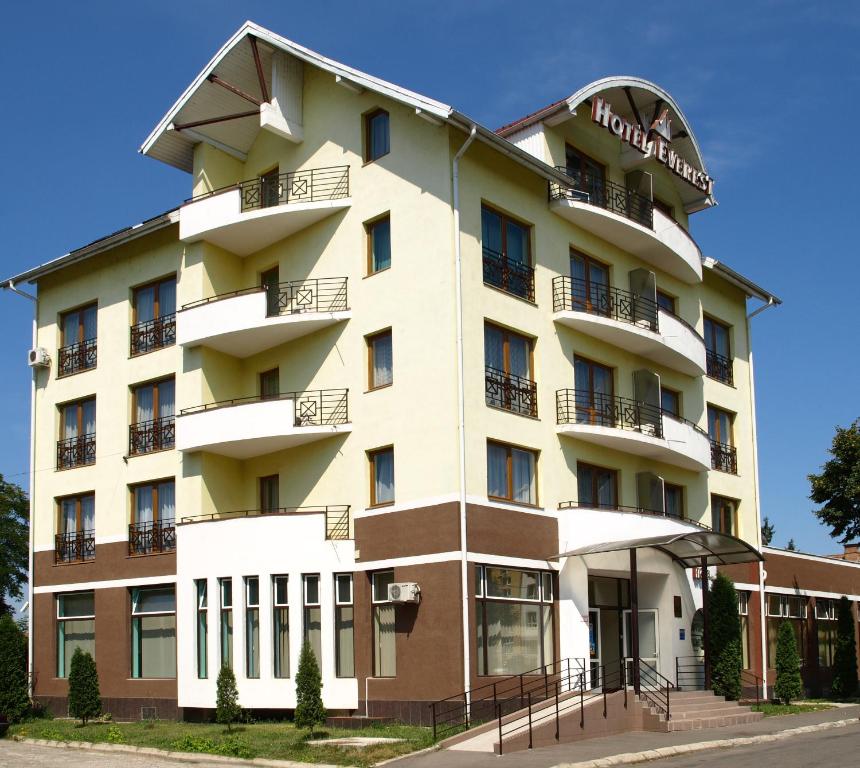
left=34, top=541, right=175, bottom=587
left=466, top=503, right=558, bottom=560
left=355, top=502, right=460, bottom=562
left=761, top=552, right=860, bottom=595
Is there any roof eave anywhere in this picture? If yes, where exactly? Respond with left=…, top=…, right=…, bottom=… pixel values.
left=703, top=257, right=782, bottom=306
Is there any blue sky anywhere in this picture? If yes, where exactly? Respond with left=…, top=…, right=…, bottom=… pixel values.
left=0, top=1, right=857, bottom=556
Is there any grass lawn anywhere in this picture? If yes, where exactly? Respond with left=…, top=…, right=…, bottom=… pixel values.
left=7, top=718, right=435, bottom=767
left=751, top=702, right=835, bottom=717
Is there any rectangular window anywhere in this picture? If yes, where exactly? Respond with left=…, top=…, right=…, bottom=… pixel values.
left=303, top=574, right=322, bottom=665
left=653, top=198, right=675, bottom=220
left=660, top=388, right=680, bottom=418
left=59, top=303, right=98, bottom=377
left=245, top=577, right=260, bottom=679
left=481, top=205, right=534, bottom=301
left=487, top=441, right=537, bottom=505
left=260, top=475, right=279, bottom=513
left=131, top=276, right=176, bottom=355
left=484, top=323, right=536, bottom=416
left=577, top=462, right=617, bottom=510
left=569, top=251, right=610, bottom=315
left=56, top=493, right=95, bottom=563
left=220, top=578, right=233, bottom=670
left=656, top=290, right=676, bottom=314
left=664, top=483, right=684, bottom=519
left=369, top=447, right=395, bottom=507
left=335, top=574, right=354, bottom=678
left=364, top=109, right=390, bottom=162
left=372, top=570, right=396, bottom=677
left=711, top=494, right=738, bottom=536
left=130, top=480, right=175, bottom=555
left=58, top=397, right=96, bottom=469
left=573, top=356, right=614, bottom=427
left=816, top=599, right=838, bottom=668
left=565, top=144, right=605, bottom=194
left=259, top=167, right=281, bottom=209
left=366, top=215, right=391, bottom=274
left=196, top=580, right=208, bottom=679
left=259, top=368, right=280, bottom=400
left=57, top=592, right=95, bottom=678
left=367, top=329, right=393, bottom=389
left=707, top=405, right=734, bottom=445
left=704, top=316, right=733, bottom=384
left=273, top=576, right=289, bottom=678
left=476, top=565, right=554, bottom=676
left=130, top=377, right=175, bottom=455
left=260, top=265, right=280, bottom=315
left=131, top=587, right=176, bottom=678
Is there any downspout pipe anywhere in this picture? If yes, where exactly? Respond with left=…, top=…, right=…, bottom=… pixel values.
left=453, top=124, right=477, bottom=701
left=5, top=281, right=37, bottom=699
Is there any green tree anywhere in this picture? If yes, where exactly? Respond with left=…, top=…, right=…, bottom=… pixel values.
left=216, top=665, right=241, bottom=731
left=774, top=621, right=803, bottom=704
left=707, top=573, right=742, bottom=700
left=830, top=596, right=858, bottom=698
left=809, top=419, right=860, bottom=542
left=786, top=538, right=797, bottom=551
left=294, top=641, right=326, bottom=736
left=0, top=613, right=30, bottom=722
left=67, top=648, right=101, bottom=724
left=0, top=476, right=29, bottom=615
left=761, top=516, right=775, bottom=546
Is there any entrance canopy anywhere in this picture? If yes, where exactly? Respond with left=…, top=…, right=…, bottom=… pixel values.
left=555, top=530, right=763, bottom=568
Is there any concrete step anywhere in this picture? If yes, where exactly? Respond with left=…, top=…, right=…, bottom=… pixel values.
left=670, top=700, right=748, bottom=713
left=671, top=705, right=755, bottom=720
left=670, top=692, right=727, bottom=703
left=667, top=711, right=764, bottom=731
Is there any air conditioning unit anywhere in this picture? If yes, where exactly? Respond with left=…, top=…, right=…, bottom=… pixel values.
left=388, top=582, right=420, bottom=604
left=28, top=347, right=50, bottom=368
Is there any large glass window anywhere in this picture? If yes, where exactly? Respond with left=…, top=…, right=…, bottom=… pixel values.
left=131, top=587, right=176, bottom=678
left=664, top=483, right=684, bottom=519
left=711, top=495, right=738, bottom=535
left=245, top=577, right=260, bottom=679
left=565, top=144, right=605, bottom=195
left=369, top=447, right=394, bottom=507
left=58, top=397, right=96, bottom=469
left=815, top=599, right=838, bottom=668
left=476, top=566, right=554, bottom=676
left=364, top=109, right=390, bottom=162
left=481, top=206, right=533, bottom=300
left=335, top=574, right=355, bottom=678
left=220, top=578, right=233, bottom=670
left=738, top=590, right=750, bottom=669
left=661, top=388, right=681, bottom=418
left=273, top=576, right=289, bottom=678
left=487, top=441, right=537, bottom=505
left=577, top=462, right=617, bottom=510
left=57, top=592, right=95, bottom=678
left=707, top=406, right=734, bottom=445
left=196, top=580, right=208, bottom=679
left=259, top=475, right=279, bottom=513
left=484, top=323, right=536, bottom=417
left=373, top=571, right=396, bottom=677
left=303, top=574, right=322, bottom=665
left=570, top=251, right=610, bottom=315
left=130, top=377, right=175, bottom=455
left=59, top=303, right=98, bottom=376
left=704, top=316, right=733, bottom=384
left=130, top=480, right=175, bottom=555
left=366, top=215, right=391, bottom=274
left=573, top=356, right=614, bottom=426
left=56, top=493, right=95, bottom=563
left=766, top=594, right=808, bottom=668
left=259, top=367, right=280, bottom=400
left=131, top=276, right=176, bottom=355
left=367, top=329, right=393, bottom=389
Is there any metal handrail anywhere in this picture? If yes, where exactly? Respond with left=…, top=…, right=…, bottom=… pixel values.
left=181, top=276, right=349, bottom=315
left=56, top=433, right=96, bottom=470
left=706, top=350, right=734, bottom=385
left=482, top=246, right=535, bottom=302
left=128, top=520, right=176, bottom=556
left=485, top=366, right=538, bottom=417
left=129, top=415, right=176, bottom=455
left=710, top=440, right=738, bottom=474
left=559, top=501, right=712, bottom=532
left=637, top=657, right=673, bottom=719
left=179, top=388, right=349, bottom=427
left=178, top=505, right=351, bottom=540
left=130, top=313, right=176, bottom=356
left=57, top=338, right=97, bottom=377
left=549, top=168, right=654, bottom=229
left=675, top=655, right=706, bottom=690
left=552, top=276, right=658, bottom=332
left=54, top=530, right=95, bottom=564
left=740, top=668, right=764, bottom=706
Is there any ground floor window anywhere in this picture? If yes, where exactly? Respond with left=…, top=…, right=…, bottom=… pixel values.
left=372, top=570, right=396, bottom=677
left=273, top=575, right=289, bottom=678
left=245, top=577, right=260, bottom=679
left=738, top=590, right=750, bottom=669
left=220, top=578, right=233, bottom=669
left=303, top=574, right=322, bottom=665
left=335, top=574, right=354, bottom=678
left=476, top=565, right=554, bottom=676
left=766, top=594, right=808, bottom=667
left=815, top=599, right=838, bottom=668
left=196, top=580, right=207, bottom=678
left=131, top=586, right=176, bottom=678
left=57, top=591, right=95, bottom=677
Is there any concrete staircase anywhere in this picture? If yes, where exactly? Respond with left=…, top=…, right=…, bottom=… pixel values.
left=647, top=690, right=764, bottom=732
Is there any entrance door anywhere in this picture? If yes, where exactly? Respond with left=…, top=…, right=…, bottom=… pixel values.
left=588, top=609, right=601, bottom=688
left=623, top=609, right=659, bottom=680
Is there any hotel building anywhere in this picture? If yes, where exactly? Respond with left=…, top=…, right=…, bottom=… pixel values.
left=5, top=22, right=780, bottom=723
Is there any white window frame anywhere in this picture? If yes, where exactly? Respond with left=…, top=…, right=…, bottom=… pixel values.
left=737, top=590, right=749, bottom=616
left=245, top=576, right=260, bottom=609
left=335, top=573, right=353, bottom=606
left=303, top=574, right=321, bottom=607
left=372, top=570, right=394, bottom=604
left=482, top=566, right=548, bottom=604
left=273, top=575, right=289, bottom=607
left=220, top=577, right=233, bottom=609
left=815, top=599, right=836, bottom=620
left=57, top=592, right=95, bottom=620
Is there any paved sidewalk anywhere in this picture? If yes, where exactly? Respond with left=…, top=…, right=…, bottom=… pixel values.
left=394, top=705, right=860, bottom=768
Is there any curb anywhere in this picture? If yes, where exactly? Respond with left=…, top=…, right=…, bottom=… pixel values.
left=550, top=717, right=860, bottom=768
left=14, top=737, right=341, bottom=768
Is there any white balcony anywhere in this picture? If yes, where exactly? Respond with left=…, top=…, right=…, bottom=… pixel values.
left=556, top=390, right=711, bottom=472
left=550, top=179, right=702, bottom=284
left=177, top=279, right=350, bottom=358
left=179, top=166, right=351, bottom=256
left=176, top=390, right=350, bottom=459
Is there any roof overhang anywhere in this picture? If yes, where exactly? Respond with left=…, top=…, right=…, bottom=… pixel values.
left=703, top=257, right=782, bottom=306
left=555, top=529, right=764, bottom=569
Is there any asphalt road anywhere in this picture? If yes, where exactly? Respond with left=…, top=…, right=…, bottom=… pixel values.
left=0, top=741, right=230, bottom=768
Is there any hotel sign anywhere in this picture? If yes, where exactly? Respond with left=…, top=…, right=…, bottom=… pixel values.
left=591, top=96, right=714, bottom=196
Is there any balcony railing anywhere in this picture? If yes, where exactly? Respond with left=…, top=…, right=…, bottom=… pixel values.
left=706, top=350, right=734, bottom=385
left=482, top=247, right=535, bottom=302
left=128, top=520, right=176, bottom=556
left=558, top=500, right=711, bottom=531
left=557, top=389, right=663, bottom=438
left=130, top=313, right=176, bottom=356
left=183, top=276, right=349, bottom=316
left=54, top=530, right=95, bottom=563
left=56, top=434, right=96, bottom=470
left=180, top=388, right=349, bottom=426
left=236, top=165, right=350, bottom=212
left=181, top=505, right=352, bottom=540
left=550, top=169, right=654, bottom=229
left=710, top=440, right=738, bottom=474
left=485, top=366, right=538, bottom=417
left=552, top=276, right=657, bottom=331
left=129, top=415, right=176, bottom=456
left=57, top=339, right=97, bottom=377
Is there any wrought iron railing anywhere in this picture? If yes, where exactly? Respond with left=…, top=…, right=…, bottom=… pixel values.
left=56, top=434, right=96, bottom=469
left=710, top=440, right=738, bottom=474
left=129, top=415, right=175, bottom=456
left=675, top=655, right=706, bottom=690
left=57, top=339, right=97, bottom=377
left=556, top=389, right=663, bottom=438
left=128, top=520, right=176, bottom=556
left=637, top=658, right=673, bottom=719
left=130, top=313, right=176, bottom=356
left=482, top=247, right=535, bottom=302
left=558, top=501, right=712, bottom=531
left=182, top=276, right=349, bottom=316
left=552, top=276, right=658, bottom=331
left=54, top=530, right=95, bottom=564
left=550, top=169, right=654, bottom=229
left=485, top=366, right=538, bottom=417
left=180, top=388, right=349, bottom=427
left=706, top=350, right=733, bottom=385
left=238, top=165, right=350, bottom=211
left=180, top=505, right=351, bottom=541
